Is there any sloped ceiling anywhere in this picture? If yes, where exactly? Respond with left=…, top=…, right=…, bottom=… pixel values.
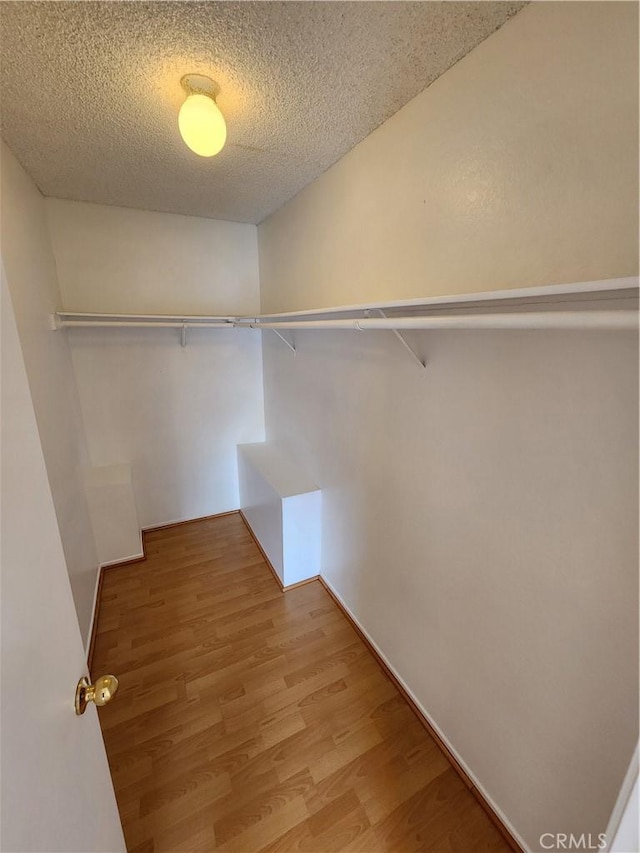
left=0, top=1, right=525, bottom=223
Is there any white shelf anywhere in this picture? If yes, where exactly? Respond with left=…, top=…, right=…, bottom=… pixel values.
left=246, top=276, right=639, bottom=319
left=54, top=277, right=638, bottom=328
left=237, top=442, right=319, bottom=499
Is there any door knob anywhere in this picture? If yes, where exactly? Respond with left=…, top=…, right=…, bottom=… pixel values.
left=75, top=674, right=119, bottom=715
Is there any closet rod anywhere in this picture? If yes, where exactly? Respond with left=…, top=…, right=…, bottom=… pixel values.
left=57, top=312, right=235, bottom=322
left=241, top=311, right=637, bottom=331
left=56, top=312, right=637, bottom=331
left=57, top=320, right=232, bottom=329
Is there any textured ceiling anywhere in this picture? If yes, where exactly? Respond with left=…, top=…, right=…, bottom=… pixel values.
left=1, top=1, right=525, bottom=224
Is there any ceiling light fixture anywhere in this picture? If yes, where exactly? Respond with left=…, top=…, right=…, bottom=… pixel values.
left=178, top=74, right=226, bottom=157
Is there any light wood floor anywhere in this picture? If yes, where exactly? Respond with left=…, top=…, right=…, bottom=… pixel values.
left=92, top=513, right=509, bottom=853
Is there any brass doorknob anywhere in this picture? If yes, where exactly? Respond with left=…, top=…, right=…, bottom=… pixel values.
left=75, top=674, right=119, bottom=715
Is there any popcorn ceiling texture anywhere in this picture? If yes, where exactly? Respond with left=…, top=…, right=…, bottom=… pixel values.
left=0, top=1, right=524, bottom=224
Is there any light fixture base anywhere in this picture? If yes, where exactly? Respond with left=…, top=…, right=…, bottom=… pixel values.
left=180, top=74, right=220, bottom=100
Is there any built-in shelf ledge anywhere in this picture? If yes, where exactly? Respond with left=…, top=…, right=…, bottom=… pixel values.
left=238, top=443, right=321, bottom=590
left=242, top=276, right=639, bottom=319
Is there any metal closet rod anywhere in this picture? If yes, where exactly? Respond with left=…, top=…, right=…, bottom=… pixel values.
left=58, top=320, right=232, bottom=329
left=55, top=311, right=638, bottom=331
left=240, top=312, right=637, bottom=330
left=57, top=312, right=236, bottom=321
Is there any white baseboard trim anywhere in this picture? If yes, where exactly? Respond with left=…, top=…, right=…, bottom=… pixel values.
left=319, top=573, right=529, bottom=853
left=99, top=551, right=145, bottom=568
left=141, top=508, right=239, bottom=531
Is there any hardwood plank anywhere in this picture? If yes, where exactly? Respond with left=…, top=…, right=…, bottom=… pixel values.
left=373, top=768, right=507, bottom=852
left=214, top=768, right=315, bottom=845
left=92, top=514, right=512, bottom=852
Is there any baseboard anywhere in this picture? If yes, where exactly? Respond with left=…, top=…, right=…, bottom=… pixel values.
left=85, top=565, right=104, bottom=672
left=142, top=509, right=239, bottom=533
left=283, top=575, right=320, bottom=592
left=317, top=575, right=528, bottom=853
left=100, top=552, right=145, bottom=569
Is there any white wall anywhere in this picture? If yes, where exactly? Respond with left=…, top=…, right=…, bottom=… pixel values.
left=261, top=328, right=638, bottom=850
left=47, top=199, right=261, bottom=316
left=46, top=199, right=265, bottom=529
left=0, top=143, right=99, bottom=643
left=258, top=3, right=639, bottom=850
left=259, top=2, right=638, bottom=313
left=84, top=464, right=142, bottom=565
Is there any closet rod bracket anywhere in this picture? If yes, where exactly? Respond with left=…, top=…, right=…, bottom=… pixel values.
left=366, top=309, right=426, bottom=369
left=181, top=324, right=187, bottom=348
left=271, top=328, right=296, bottom=354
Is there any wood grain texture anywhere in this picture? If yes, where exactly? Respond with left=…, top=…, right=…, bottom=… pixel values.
left=92, top=514, right=511, bottom=852
left=88, top=511, right=238, bottom=669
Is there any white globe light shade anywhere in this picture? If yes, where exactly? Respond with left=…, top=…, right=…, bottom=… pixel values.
left=178, top=93, right=226, bottom=157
